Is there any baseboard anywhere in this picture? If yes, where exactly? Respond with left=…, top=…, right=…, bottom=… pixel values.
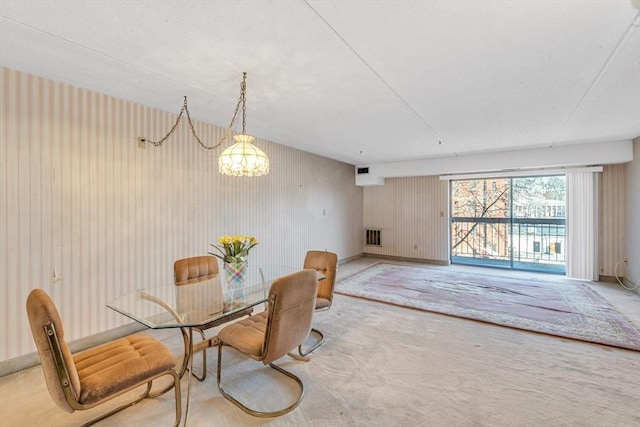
left=0, top=322, right=146, bottom=377
left=363, top=253, right=450, bottom=266
left=339, top=253, right=364, bottom=265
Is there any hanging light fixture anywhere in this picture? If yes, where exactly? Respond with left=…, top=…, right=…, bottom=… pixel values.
left=137, top=72, right=269, bottom=177
left=218, top=73, right=269, bottom=177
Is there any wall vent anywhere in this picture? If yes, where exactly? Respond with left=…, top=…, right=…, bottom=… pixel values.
left=357, top=167, right=369, bottom=174
left=365, top=228, right=382, bottom=246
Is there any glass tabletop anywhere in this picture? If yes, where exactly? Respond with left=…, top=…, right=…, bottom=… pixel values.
left=107, top=265, right=309, bottom=329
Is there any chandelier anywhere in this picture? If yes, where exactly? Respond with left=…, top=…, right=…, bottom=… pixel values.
left=138, top=72, right=269, bottom=177
left=218, top=73, right=269, bottom=176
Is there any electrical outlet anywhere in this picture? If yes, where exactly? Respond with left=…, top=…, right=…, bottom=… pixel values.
left=137, top=137, right=146, bottom=149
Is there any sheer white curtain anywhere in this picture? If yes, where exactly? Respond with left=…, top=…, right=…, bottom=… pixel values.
left=566, top=172, right=600, bottom=280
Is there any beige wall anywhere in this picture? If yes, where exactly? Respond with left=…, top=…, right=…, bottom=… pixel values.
left=600, top=164, right=626, bottom=277
left=624, top=138, right=640, bottom=291
left=0, top=67, right=363, bottom=362
left=363, top=176, right=449, bottom=263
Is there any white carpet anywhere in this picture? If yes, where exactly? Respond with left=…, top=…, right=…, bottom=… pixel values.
left=2, top=259, right=639, bottom=426
left=3, top=292, right=639, bottom=426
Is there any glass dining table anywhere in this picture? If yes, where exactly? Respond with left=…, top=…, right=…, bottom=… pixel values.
left=106, top=264, right=321, bottom=426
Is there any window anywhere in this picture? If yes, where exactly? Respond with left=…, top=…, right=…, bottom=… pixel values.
left=450, top=175, right=566, bottom=273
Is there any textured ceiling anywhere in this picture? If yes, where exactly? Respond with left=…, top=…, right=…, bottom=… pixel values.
left=1, top=0, right=639, bottom=166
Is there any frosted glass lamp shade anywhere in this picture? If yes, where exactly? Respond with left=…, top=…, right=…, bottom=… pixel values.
left=218, top=134, right=269, bottom=177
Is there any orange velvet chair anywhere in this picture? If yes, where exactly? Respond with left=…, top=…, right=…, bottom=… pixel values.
left=215, top=269, right=318, bottom=417
left=296, top=250, right=337, bottom=357
left=26, top=289, right=181, bottom=427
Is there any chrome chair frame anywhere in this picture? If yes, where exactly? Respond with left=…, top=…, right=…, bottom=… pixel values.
left=296, top=322, right=328, bottom=359
left=216, top=342, right=306, bottom=418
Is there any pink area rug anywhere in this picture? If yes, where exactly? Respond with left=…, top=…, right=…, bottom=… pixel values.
left=336, top=263, right=640, bottom=351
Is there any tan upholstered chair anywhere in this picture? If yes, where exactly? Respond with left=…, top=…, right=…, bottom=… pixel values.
left=216, top=269, right=318, bottom=417
left=26, top=289, right=181, bottom=427
left=295, top=250, right=337, bottom=357
left=174, top=255, right=253, bottom=381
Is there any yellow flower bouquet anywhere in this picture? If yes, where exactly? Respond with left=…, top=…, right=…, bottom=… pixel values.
left=209, top=235, right=258, bottom=264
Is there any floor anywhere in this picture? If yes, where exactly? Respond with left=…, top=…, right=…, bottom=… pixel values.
left=1, top=257, right=639, bottom=426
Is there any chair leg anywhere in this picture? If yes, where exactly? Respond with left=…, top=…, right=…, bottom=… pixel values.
left=289, top=328, right=324, bottom=360
left=191, top=328, right=208, bottom=382
left=216, top=343, right=305, bottom=418
left=191, top=311, right=253, bottom=382
left=80, top=369, right=182, bottom=427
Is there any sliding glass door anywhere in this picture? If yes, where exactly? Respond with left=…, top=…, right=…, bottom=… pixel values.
left=450, top=175, right=566, bottom=274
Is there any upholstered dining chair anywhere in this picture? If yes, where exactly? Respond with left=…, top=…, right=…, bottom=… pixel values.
left=174, top=255, right=253, bottom=381
left=26, top=289, right=181, bottom=427
left=294, top=250, right=338, bottom=358
left=216, top=269, right=318, bottom=417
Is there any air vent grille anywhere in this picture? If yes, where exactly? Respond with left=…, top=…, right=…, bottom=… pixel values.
left=365, top=229, right=381, bottom=246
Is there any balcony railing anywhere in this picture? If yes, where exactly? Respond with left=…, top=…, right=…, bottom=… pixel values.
left=451, top=217, right=566, bottom=274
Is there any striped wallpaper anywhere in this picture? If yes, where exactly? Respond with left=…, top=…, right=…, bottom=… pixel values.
left=600, top=164, right=627, bottom=278
left=363, top=176, right=450, bottom=263
left=1, top=67, right=363, bottom=362
left=624, top=139, right=640, bottom=288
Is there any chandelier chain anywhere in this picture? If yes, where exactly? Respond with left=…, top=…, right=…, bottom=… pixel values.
left=240, top=72, right=247, bottom=134
left=145, top=102, right=185, bottom=147
left=144, top=75, right=247, bottom=150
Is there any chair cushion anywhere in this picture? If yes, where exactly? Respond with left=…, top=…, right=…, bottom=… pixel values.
left=73, top=334, right=175, bottom=405
left=200, top=307, right=254, bottom=331
left=218, top=311, right=267, bottom=359
left=315, top=297, right=331, bottom=311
